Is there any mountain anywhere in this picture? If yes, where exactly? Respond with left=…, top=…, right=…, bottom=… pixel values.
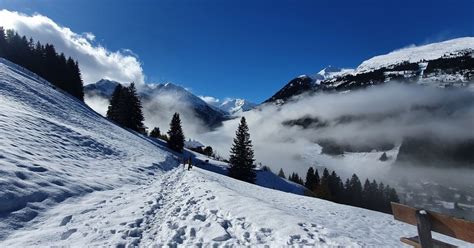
left=264, top=67, right=353, bottom=103
left=83, top=79, right=119, bottom=98
left=84, top=80, right=228, bottom=128
left=265, top=37, right=474, bottom=104
left=210, top=98, right=257, bottom=115
left=3, top=58, right=465, bottom=246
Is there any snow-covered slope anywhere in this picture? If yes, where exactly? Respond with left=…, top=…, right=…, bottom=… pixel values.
left=1, top=59, right=470, bottom=246
left=358, top=37, right=474, bottom=71
left=0, top=58, right=179, bottom=239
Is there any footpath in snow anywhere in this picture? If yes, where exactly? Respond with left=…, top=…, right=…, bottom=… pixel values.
left=2, top=165, right=470, bottom=247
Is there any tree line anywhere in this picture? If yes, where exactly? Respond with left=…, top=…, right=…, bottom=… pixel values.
left=281, top=167, right=399, bottom=213
left=0, top=27, right=84, bottom=100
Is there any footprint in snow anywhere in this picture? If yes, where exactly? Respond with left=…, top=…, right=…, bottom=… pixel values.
left=60, top=228, right=77, bottom=240
left=59, top=215, right=72, bottom=226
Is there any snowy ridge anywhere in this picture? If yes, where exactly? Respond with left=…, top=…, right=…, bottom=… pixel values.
left=357, top=37, right=474, bottom=71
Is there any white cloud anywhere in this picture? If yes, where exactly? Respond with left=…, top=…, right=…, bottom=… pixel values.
left=196, top=83, right=474, bottom=180
left=199, top=95, right=220, bottom=105
left=0, top=10, right=144, bottom=84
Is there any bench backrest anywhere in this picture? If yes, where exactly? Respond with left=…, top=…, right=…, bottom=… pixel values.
left=391, top=202, right=474, bottom=243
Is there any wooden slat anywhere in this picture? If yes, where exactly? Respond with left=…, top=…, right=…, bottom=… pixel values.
left=401, top=236, right=421, bottom=248
left=391, top=202, right=474, bottom=243
left=401, top=236, right=457, bottom=248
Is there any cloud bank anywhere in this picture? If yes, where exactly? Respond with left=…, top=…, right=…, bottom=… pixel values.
left=196, top=83, right=474, bottom=181
left=0, top=9, right=144, bottom=84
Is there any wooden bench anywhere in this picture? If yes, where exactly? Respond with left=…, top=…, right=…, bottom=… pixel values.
left=391, top=202, right=474, bottom=248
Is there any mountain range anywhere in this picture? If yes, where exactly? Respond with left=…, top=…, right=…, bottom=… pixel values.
left=84, top=80, right=256, bottom=129
left=265, top=37, right=474, bottom=104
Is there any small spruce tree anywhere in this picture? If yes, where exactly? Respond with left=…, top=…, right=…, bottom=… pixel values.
left=305, top=167, right=316, bottom=190
left=150, top=127, right=161, bottom=138
left=167, top=113, right=185, bottom=152
left=278, top=168, right=286, bottom=179
left=228, top=117, right=256, bottom=183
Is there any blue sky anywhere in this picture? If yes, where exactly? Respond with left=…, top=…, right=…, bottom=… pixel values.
left=1, top=0, right=473, bottom=102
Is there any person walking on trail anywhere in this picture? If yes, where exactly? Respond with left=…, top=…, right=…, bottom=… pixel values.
left=187, top=157, right=193, bottom=171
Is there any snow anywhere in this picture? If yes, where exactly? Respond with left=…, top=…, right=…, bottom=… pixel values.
left=357, top=37, right=474, bottom=71
left=206, top=98, right=257, bottom=115
left=1, top=58, right=472, bottom=246
left=184, top=139, right=204, bottom=149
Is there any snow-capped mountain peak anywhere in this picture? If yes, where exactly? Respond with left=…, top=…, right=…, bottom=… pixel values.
left=218, top=98, right=257, bottom=114
left=84, top=79, right=120, bottom=97
left=311, top=66, right=355, bottom=83
left=203, top=97, right=257, bottom=115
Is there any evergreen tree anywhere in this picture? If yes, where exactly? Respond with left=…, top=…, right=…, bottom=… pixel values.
left=362, top=179, right=375, bottom=210
left=126, top=83, right=145, bottom=132
left=289, top=172, right=304, bottom=185
left=278, top=168, right=286, bottom=179
left=314, top=169, right=320, bottom=191
left=203, top=146, right=213, bottom=157
left=167, top=113, right=185, bottom=152
left=328, top=171, right=343, bottom=203
left=348, top=174, right=363, bottom=207
left=315, top=176, right=332, bottom=200
left=228, top=117, right=256, bottom=183
left=107, top=84, right=125, bottom=124
left=0, top=27, right=6, bottom=57
left=106, top=83, right=145, bottom=132
left=305, top=167, right=317, bottom=190
left=150, top=127, right=161, bottom=138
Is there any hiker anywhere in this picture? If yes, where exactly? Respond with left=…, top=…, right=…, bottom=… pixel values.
left=187, top=157, right=193, bottom=171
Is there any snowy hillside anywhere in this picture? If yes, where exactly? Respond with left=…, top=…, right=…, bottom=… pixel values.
left=357, top=37, right=474, bottom=71
left=1, top=58, right=471, bottom=246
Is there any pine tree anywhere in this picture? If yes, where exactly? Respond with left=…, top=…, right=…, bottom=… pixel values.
left=0, top=27, right=6, bottom=57
left=315, top=176, right=332, bottom=200
left=362, top=179, right=373, bottom=209
left=349, top=174, right=363, bottom=207
left=106, top=83, right=145, bottom=132
left=314, top=169, right=320, bottom=191
left=107, top=84, right=125, bottom=123
left=328, top=171, right=343, bottom=203
left=167, top=113, right=185, bottom=152
left=150, top=127, right=161, bottom=138
left=278, top=168, right=286, bottom=179
left=203, top=146, right=213, bottom=157
left=228, top=117, right=256, bottom=183
left=126, top=83, right=145, bottom=132
left=305, top=167, right=316, bottom=190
